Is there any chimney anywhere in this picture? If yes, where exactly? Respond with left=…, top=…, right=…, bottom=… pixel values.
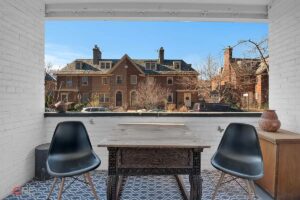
left=93, top=45, right=101, bottom=65
left=224, top=46, right=232, bottom=68
left=158, top=47, right=164, bottom=64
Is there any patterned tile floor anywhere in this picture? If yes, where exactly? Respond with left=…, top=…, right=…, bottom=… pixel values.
left=5, top=170, right=272, bottom=200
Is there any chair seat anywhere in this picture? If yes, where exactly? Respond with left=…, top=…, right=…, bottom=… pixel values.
left=211, top=151, right=263, bottom=180
left=47, top=151, right=101, bottom=177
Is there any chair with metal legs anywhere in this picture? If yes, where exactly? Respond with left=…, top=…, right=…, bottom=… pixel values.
left=211, top=123, right=264, bottom=200
left=46, top=121, right=101, bottom=200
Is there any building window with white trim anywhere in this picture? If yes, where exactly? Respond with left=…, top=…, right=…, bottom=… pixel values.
left=66, top=77, right=72, bottom=88
left=145, top=62, right=157, bottom=70
left=167, top=93, right=173, bottom=103
left=105, top=62, right=111, bottom=69
left=173, top=61, right=181, bottom=70
left=116, top=75, right=122, bottom=84
left=100, top=61, right=112, bottom=69
left=130, top=75, right=137, bottom=85
left=102, top=77, right=108, bottom=85
left=81, top=76, right=88, bottom=86
left=167, top=77, right=173, bottom=85
left=100, top=93, right=110, bottom=103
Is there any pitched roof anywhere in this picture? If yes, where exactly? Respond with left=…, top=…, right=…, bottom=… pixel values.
left=109, top=54, right=145, bottom=74
left=256, top=59, right=269, bottom=75
left=45, top=72, right=56, bottom=81
left=56, top=54, right=198, bottom=75
left=230, top=58, right=261, bottom=76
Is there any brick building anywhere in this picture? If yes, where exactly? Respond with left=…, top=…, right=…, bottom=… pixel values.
left=55, top=45, right=199, bottom=109
left=212, top=47, right=268, bottom=109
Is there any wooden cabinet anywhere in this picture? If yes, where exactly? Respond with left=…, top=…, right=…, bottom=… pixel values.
left=256, top=129, right=300, bottom=200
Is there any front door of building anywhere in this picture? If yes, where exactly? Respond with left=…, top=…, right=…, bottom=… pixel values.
left=184, top=93, right=191, bottom=107
left=116, top=91, right=122, bottom=107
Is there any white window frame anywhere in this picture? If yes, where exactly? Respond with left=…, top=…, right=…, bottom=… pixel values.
left=145, top=62, right=157, bottom=70
left=81, top=76, right=88, bottom=86
left=100, top=62, right=106, bottom=69
left=102, top=77, right=108, bottom=85
left=167, top=77, right=173, bottom=85
left=167, top=93, right=173, bottom=103
left=116, top=75, right=122, bottom=84
left=99, top=93, right=110, bottom=103
left=66, top=77, right=73, bottom=88
left=105, top=62, right=111, bottom=69
left=173, top=61, right=181, bottom=70
left=100, top=61, right=112, bottom=69
left=130, top=75, right=137, bottom=85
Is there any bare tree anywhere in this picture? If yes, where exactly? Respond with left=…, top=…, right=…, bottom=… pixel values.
left=199, top=54, right=221, bottom=80
left=45, top=62, right=53, bottom=73
left=176, top=55, right=221, bottom=102
left=216, top=37, right=269, bottom=110
left=136, top=78, right=170, bottom=110
left=88, top=93, right=100, bottom=107
left=232, top=38, right=269, bottom=72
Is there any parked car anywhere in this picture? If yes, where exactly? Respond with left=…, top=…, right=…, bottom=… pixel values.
left=81, top=107, right=110, bottom=112
left=192, top=103, right=242, bottom=112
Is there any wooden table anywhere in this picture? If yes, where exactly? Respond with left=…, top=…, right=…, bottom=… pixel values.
left=98, top=123, right=210, bottom=200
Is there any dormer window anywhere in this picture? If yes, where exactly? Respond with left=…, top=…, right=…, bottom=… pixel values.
left=173, top=61, right=181, bottom=70
left=145, top=62, right=157, bottom=70
left=75, top=62, right=82, bottom=69
left=100, top=61, right=112, bottom=69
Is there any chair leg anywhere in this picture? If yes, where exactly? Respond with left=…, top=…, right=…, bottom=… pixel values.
left=86, top=172, right=100, bottom=200
left=57, top=178, right=65, bottom=200
left=246, top=180, right=253, bottom=200
left=212, top=172, right=225, bottom=200
left=250, top=180, right=257, bottom=198
left=84, top=173, right=89, bottom=184
left=47, top=177, right=58, bottom=200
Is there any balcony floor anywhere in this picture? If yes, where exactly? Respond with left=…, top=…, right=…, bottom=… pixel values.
left=5, top=170, right=272, bottom=200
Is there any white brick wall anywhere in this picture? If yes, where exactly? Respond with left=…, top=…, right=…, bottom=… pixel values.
left=269, top=0, right=300, bottom=133
left=0, top=0, right=45, bottom=198
left=44, top=116, right=260, bottom=171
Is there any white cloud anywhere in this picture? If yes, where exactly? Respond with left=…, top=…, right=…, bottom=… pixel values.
left=45, top=43, right=88, bottom=70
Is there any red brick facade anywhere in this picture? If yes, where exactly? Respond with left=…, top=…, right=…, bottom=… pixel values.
left=55, top=46, right=199, bottom=109
left=214, top=47, right=268, bottom=109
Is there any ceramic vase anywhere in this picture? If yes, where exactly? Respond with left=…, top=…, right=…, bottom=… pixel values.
left=258, top=110, right=281, bottom=132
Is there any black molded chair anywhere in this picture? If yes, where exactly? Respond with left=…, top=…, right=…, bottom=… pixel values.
left=211, top=123, right=264, bottom=200
left=46, top=121, right=101, bottom=200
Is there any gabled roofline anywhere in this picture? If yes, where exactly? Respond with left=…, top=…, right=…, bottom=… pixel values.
left=109, top=54, right=145, bottom=74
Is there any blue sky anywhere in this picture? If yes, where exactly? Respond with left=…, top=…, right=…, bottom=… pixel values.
left=45, top=21, right=268, bottom=69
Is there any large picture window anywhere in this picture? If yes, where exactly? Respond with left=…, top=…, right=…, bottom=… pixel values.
left=45, top=21, right=268, bottom=113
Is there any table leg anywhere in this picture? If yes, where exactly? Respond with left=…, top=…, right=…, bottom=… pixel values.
left=189, top=175, right=202, bottom=200
left=190, top=148, right=203, bottom=200
left=107, top=147, right=119, bottom=200
left=175, top=175, right=189, bottom=200
left=107, top=175, right=118, bottom=200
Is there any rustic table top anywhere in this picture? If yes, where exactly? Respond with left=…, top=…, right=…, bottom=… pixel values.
left=98, top=123, right=211, bottom=149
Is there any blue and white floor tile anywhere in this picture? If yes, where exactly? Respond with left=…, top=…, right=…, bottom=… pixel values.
left=5, top=170, right=269, bottom=200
